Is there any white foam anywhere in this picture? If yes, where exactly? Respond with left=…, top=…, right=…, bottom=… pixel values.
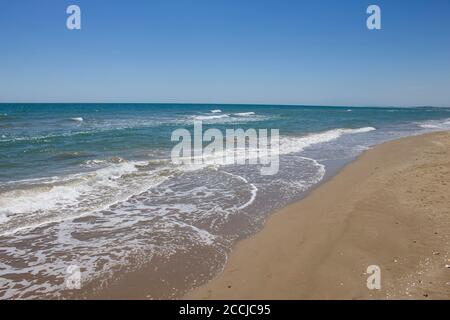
left=0, top=131, right=92, bottom=143
left=184, top=114, right=271, bottom=125
left=417, top=118, right=450, bottom=130
left=234, top=112, right=256, bottom=116
left=276, top=127, right=376, bottom=155
left=0, top=184, right=87, bottom=216
left=172, top=127, right=376, bottom=174
left=221, top=172, right=258, bottom=211
left=82, top=159, right=107, bottom=167
left=0, top=160, right=172, bottom=236
left=0, top=161, right=138, bottom=216
left=419, top=124, right=439, bottom=129
left=70, top=117, right=84, bottom=122
left=302, top=156, right=326, bottom=184
left=0, top=126, right=376, bottom=236
left=0, top=213, right=8, bottom=224
left=193, top=114, right=230, bottom=120
left=210, top=109, right=222, bottom=113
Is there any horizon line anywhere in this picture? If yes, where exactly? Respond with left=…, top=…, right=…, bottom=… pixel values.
left=0, top=102, right=447, bottom=109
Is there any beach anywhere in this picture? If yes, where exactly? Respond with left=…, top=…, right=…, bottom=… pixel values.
left=187, top=131, right=450, bottom=300
left=1, top=104, right=450, bottom=299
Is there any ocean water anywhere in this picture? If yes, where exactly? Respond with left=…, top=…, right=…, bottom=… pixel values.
left=0, top=103, right=450, bottom=299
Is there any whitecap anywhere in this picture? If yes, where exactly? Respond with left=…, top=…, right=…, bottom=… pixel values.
left=172, top=127, right=376, bottom=170
left=277, top=127, right=376, bottom=156
left=416, top=118, right=450, bottom=130
left=234, top=112, right=256, bottom=116
left=0, top=160, right=172, bottom=236
left=193, top=114, right=230, bottom=121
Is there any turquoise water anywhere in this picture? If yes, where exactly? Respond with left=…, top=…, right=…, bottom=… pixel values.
left=1, top=103, right=449, bottom=182
left=0, top=103, right=449, bottom=299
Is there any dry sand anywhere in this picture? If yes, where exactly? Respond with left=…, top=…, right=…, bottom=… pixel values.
left=186, top=131, right=450, bottom=300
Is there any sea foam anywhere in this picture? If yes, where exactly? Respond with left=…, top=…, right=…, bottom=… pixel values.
left=193, top=114, right=230, bottom=120
left=417, top=118, right=450, bottom=129
left=278, top=127, right=376, bottom=155
left=0, top=160, right=171, bottom=236
left=234, top=112, right=256, bottom=116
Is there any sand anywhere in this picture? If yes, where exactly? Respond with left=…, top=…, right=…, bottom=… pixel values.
left=186, top=131, right=450, bottom=300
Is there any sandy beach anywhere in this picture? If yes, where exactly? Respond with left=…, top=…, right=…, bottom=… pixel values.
left=187, top=131, right=450, bottom=300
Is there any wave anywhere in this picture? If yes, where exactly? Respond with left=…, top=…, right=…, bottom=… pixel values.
left=416, top=118, right=450, bottom=129
left=188, top=113, right=271, bottom=124
left=0, top=118, right=168, bottom=143
left=0, top=163, right=260, bottom=299
left=82, top=159, right=107, bottom=167
left=419, top=124, right=440, bottom=129
left=0, top=126, right=376, bottom=236
left=70, top=117, right=84, bottom=122
left=278, top=127, right=376, bottom=155
left=210, top=109, right=222, bottom=113
left=173, top=127, right=376, bottom=169
left=234, top=112, right=255, bottom=116
left=192, top=114, right=230, bottom=121
left=0, top=131, right=93, bottom=143
left=0, top=120, right=160, bottom=143
left=0, top=159, right=174, bottom=236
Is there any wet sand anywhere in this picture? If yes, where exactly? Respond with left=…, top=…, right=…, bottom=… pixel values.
left=186, top=131, right=450, bottom=300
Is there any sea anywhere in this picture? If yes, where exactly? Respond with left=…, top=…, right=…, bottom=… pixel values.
left=0, top=103, right=449, bottom=299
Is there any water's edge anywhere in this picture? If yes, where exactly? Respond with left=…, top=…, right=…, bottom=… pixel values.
left=180, top=130, right=447, bottom=300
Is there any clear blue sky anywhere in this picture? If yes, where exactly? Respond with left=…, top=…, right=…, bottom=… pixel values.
left=1, top=0, right=449, bottom=106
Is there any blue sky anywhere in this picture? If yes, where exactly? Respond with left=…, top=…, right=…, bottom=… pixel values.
left=1, top=0, right=449, bottom=106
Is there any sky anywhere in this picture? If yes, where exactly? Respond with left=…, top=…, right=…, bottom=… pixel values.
left=0, top=0, right=450, bottom=107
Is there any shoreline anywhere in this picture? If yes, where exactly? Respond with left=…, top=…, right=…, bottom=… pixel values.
left=186, top=131, right=450, bottom=299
